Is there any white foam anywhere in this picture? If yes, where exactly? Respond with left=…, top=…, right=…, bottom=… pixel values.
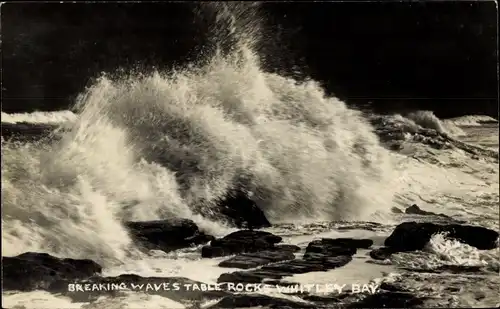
left=2, top=291, right=85, bottom=309
left=447, top=115, right=498, bottom=127
left=384, top=110, right=466, bottom=137
left=426, top=233, right=499, bottom=271
left=389, top=233, right=499, bottom=272
left=80, top=293, right=186, bottom=309
left=405, top=110, right=452, bottom=134
left=1, top=111, right=77, bottom=124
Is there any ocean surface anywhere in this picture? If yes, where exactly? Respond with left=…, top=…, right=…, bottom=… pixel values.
left=2, top=4, right=499, bottom=308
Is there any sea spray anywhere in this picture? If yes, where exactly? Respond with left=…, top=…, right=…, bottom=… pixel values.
left=1, top=4, right=396, bottom=265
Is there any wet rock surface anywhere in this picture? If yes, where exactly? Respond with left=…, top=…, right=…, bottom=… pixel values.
left=384, top=221, right=499, bottom=252
left=274, top=244, right=301, bottom=252
left=215, top=190, right=272, bottom=229
left=202, top=230, right=283, bottom=258
left=391, top=206, right=404, bottom=214
left=218, top=250, right=296, bottom=269
left=306, top=238, right=373, bottom=252
left=4, top=221, right=496, bottom=308
left=216, top=237, right=372, bottom=284
left=369, top=247, right=395, bottom=261
left=2, top=253, right=230, bottom=304
left=125, top=218, right=214, bottom=253
left=1, top=249, right=430, bottom=308
left=261, top=255, right=353, bottom=274
left=217, top=256, right=354, bottom=283
left=2, top=252, right=102, bottom=292
left=368, top=221, right=499, bottom=261
left=405, top=204, right=451, bottom=219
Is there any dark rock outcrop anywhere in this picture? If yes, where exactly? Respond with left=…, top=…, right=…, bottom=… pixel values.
left=391, top=206, right=404, bottom=214
left=218, top=250, right=295, bottom=269
left=217, top=256, right=353, bottom=283
left=202, top=230, right=282, bottom=258
left=303, top=238, right=372, bottom=261
left=405, top=204, right=450, bottom=219
left=3, top=252, right=230, bottom=304
left=2, top=252, right=102, bottom=292
left=261, top=255, right=352, bottom=274
left=384, top=221, right=499, bottom=252
left=217, top=238, right=358, bottom=284
left=125, top=218, right=214, bottom=253
left=215, top=190, right=271, bottom=229
left=306, top=238, right=373, bottom=252
left=369, top=247, right=395, bottom=261
left=218, top=270, right=287, bottom=284
left=274, top=244, right=301, bottom=252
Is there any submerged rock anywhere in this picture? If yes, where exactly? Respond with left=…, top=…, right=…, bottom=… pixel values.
left=202, top=230, right=282, bottom=258
left=125, top=218, right=214, bottom=253
left=384, top=221, right=499, bottom=252
left=2, top=252, right=102, bottom=292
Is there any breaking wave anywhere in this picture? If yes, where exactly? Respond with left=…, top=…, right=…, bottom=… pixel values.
left=391, top=233, right=499, bottom=272
left=1, top=5, right=397, bottom=264
left=405, top=110, right=466, bottom=137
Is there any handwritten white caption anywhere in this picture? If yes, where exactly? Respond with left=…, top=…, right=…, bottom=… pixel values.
left=68, top=282, right=380, bottom=294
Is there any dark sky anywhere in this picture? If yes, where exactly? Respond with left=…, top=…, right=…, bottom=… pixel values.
left=1, top=1, right=498, bottom=118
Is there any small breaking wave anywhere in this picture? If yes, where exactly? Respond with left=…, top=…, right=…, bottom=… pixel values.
left=390, top=233, right=499, bottom=272
left=405, top=110, right=466, bottom=137
left=446, top=115, right=499, bottom=127
left=1, top=111, right=77, bottom=125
